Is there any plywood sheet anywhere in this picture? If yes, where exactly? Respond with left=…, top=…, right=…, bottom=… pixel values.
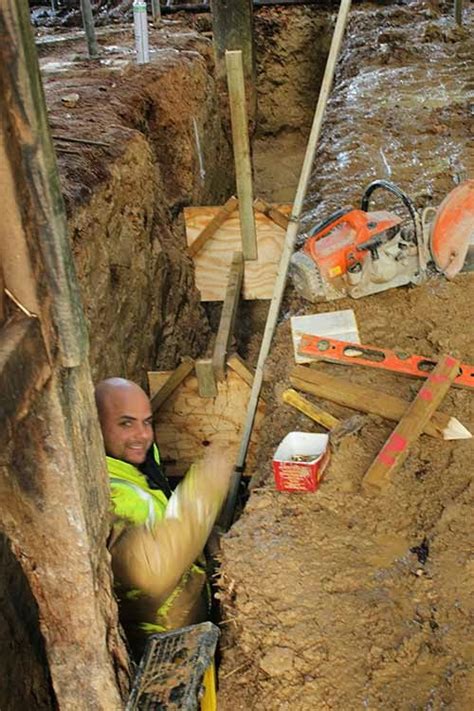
left=148, top=369, right=265, bottom=474
left=185, top=205, right=292, bottom=301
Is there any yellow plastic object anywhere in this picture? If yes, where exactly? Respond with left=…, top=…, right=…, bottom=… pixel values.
left=201, top=662, right=217, bottom=711
left=282, top=388, right=340, bottom=430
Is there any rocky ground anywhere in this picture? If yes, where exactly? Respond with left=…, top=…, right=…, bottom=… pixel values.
left=217, top=2, right=474, bottom=709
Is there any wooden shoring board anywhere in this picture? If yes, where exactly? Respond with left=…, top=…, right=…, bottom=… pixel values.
left=184, top=204, right=292, bottom=301
left=148, top=368, right=266, bottom=473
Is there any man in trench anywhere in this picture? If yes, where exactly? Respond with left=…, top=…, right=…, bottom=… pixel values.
left=95, top=377, right=231, bottom=659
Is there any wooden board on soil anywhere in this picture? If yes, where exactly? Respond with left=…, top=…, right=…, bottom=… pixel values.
left=184, top=204, right=292, bottom=301
left=148, top=368, right=266, bottom=474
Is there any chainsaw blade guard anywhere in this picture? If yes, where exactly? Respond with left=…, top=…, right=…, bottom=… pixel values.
left=430, top=180, right=474, bottom=279
left=289, top=251, right=326, bottom=302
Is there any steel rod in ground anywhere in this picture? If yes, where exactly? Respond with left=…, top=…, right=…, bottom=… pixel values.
left=79, top=0, right=99, bottom=58
left=219, top=0, right=353, bottom=530
left=225, top=50, right=258, bottom=261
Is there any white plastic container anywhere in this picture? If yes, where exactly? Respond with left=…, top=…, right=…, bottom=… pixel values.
left=133, top=0, right=149, bottom=65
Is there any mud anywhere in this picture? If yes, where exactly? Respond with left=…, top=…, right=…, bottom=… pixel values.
left=218, top=2, right=474, bottom=709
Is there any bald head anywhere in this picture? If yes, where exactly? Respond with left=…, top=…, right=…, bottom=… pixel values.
left=95, top=378, right=154, bottom=465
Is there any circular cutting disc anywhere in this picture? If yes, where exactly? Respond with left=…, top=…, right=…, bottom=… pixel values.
left=430, top=180, right=474, bottom=279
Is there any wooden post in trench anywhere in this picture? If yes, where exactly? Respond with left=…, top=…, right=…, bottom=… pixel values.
left=80, top=0, right=99, bottom=58
left=0, top=1, right=127, bottom=707
left=210, top=0, right=256, bottom=119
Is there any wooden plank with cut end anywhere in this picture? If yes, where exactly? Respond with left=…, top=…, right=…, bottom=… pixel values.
left=362, top=354, right=460, bottom=493
left=149, top=356, right=194, bottom=413
left=282, top=388, right=340, bottom=430
left=227, top=353, right=255, bottom=389
left=290, top=366, right=468, bottom=440
left=195, top=358, right=218, bottom=398
left=225, top=50, right=257, bottom=260
left=188, top=195, right=238, bottom=258
left=212, top=252, right=244, bottom=381
left=254, top=197, right=290, bottom=230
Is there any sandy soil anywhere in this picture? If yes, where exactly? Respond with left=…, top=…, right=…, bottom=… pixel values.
left=218, top=2, right=474, bottom=709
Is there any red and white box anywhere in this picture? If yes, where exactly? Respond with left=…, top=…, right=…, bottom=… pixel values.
left=272, top=432, right=330, bottom=493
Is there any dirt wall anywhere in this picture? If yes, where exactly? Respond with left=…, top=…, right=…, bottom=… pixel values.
left=0, top=26, right=233, bottom=710
left=41, top=26, right=234, bottom=382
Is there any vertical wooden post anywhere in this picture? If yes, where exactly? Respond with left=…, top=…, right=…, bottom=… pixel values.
left=80, top=0, right=99, bottom=59
left=212, top=251, right=244, bottom=381
left=150, top=0, right=161, bottom=23
left=220, top=0, right=353, bottom=530
left=225, top=50, right=258, bottom=261
left=210, top=0, right=256, bottom=117
left=454, top=0, right=463, bottom=24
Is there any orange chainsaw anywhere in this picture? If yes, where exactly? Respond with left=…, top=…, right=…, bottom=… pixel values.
left=290, top=179, right=474, bottom=301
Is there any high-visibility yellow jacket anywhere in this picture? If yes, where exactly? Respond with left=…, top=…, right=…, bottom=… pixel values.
left=107, top=446, right=208, bottom=657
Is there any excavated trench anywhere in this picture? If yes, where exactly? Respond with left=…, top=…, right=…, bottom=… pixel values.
left=2, top=6, right=331, bottom=709
left=2, top=2, right=473, bottom=708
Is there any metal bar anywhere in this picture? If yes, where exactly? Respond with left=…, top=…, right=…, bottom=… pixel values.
left=219, top=0, right=353, bottom=530
left=161, top=0, right=325, bottom=12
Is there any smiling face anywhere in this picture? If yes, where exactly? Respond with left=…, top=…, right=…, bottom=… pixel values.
left=96, top=380, right=154, bottom=465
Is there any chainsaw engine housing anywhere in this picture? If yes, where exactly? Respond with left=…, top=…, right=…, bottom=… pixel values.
left=290, top=181, right=423, bottom=301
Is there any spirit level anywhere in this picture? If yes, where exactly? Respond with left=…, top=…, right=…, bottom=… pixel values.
left=298, top=334, right=474, bottom=390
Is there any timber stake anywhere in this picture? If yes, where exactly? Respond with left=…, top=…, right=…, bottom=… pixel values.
left=362, top=354, right=460, bottom=493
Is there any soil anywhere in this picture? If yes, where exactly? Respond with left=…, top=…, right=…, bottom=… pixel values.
left=34, top=20, right=235, bottom=383
left=217, top=2, right=474, bottom=709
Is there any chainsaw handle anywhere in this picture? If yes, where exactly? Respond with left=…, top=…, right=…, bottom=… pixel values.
left=361, top=180, right=420, bottom=243
left=308, top=207, right=353, bottom=238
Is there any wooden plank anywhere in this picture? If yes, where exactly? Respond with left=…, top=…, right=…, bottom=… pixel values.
left=227, top=352, right=255, bottom=389
left=362, top=355, right=460, bottom=493
left=254, top=197, right=290, bottom=230
left=212, top=252, right=244, bottom=381
left=185, top=205, right=291, bottom=300
left=188, top=195, right=238, bottom=258
left=282, top=388, right=340, bottom=430
left=290, top=365, right=469, bottom=440
left=148, top=369, right=265, bottom=471
left=195, top=358, right=218, bottom=398
left=149, top=356, right=194, bottom=414
left=225, top=50, right=257, bottom=260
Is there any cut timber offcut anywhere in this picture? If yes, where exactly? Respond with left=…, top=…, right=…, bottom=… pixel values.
left=362, top=354, right=460, bottom=492
left=290, top=366, right=471, bottom=440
